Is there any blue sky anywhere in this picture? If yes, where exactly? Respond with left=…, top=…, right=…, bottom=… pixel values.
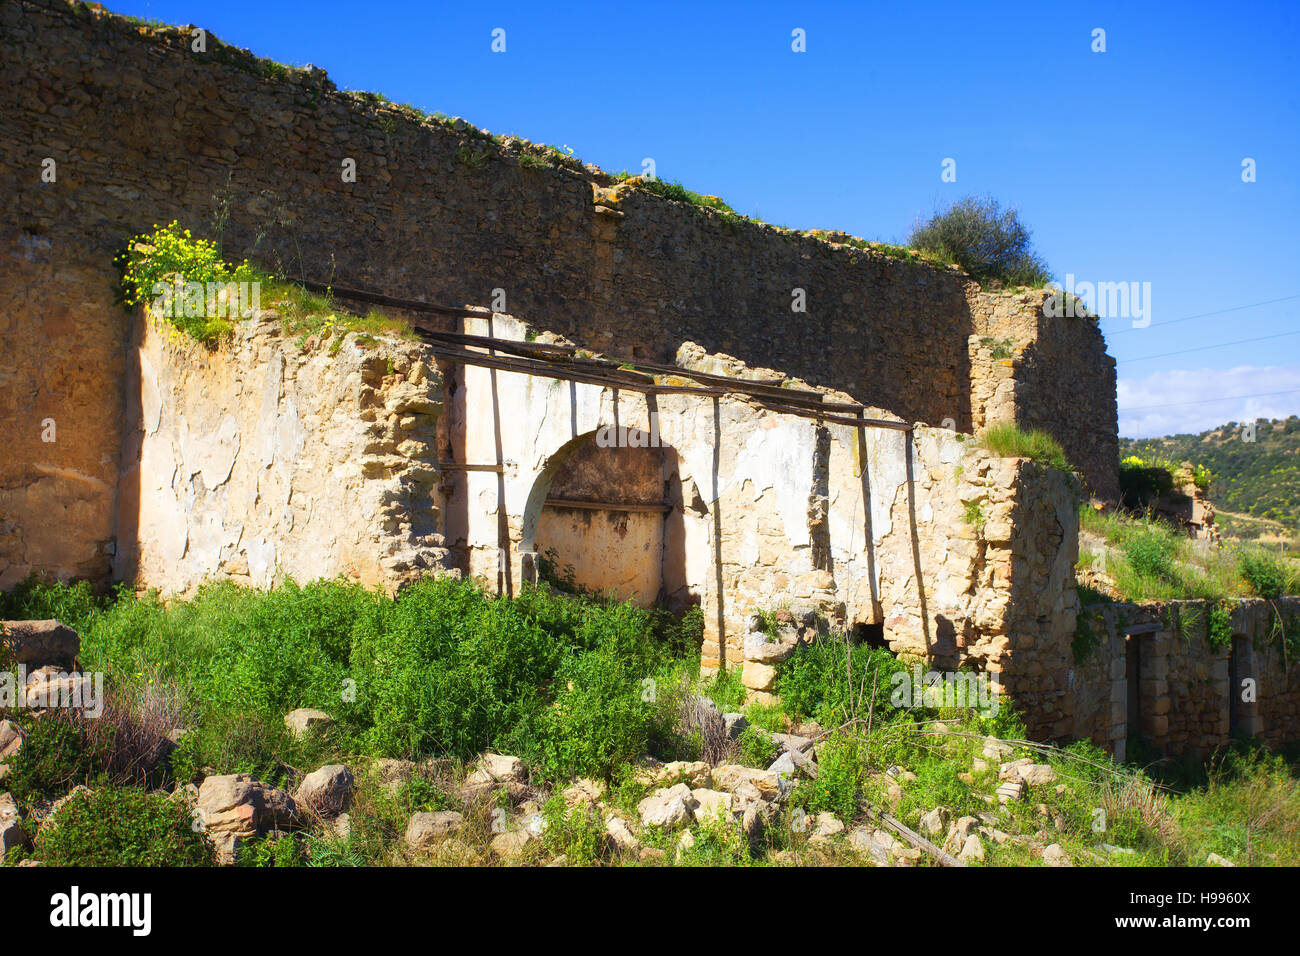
left=107, top=0, right=1300, bottom=438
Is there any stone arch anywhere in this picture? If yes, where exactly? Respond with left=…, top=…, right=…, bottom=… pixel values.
left=519, top=428, right=707, bottom=609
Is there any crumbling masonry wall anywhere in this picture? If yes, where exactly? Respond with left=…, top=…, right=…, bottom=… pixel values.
left=119, top=310, right=447, bottom=594
left=444, top=316, right=1082, bottom=702
left=1, top=0, right=1116, bottom=587
left=1069, top=597, right=1300, bottom=761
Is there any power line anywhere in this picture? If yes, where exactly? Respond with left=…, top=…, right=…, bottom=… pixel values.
left=1105, top=292, right=1300, bottom=335
left=1119, top=387, right=1300, bottom=412
left=1117, top=329, right=1300, bottom=363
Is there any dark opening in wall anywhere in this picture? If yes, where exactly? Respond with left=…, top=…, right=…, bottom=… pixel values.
left=1126, top=635, right=1142, bottom=735
left=853, top=622, right=889, bottom=651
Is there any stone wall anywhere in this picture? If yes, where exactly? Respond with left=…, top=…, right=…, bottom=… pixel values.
left=118, top=308, right=447, bottom=594
left=1, top=0, right=1117, bottom=588
left=441, top=317, right=1083, bottom=703
left=968, top=287, right=1119, bottom=501
left=1069, top=597, right=1300, bottom=760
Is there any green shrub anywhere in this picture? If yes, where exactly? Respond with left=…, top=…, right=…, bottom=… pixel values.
left=792, top=733, right=865, bottom=822
left=636, top=178, right=735, bottom=214
left=737, top=726, right=778, bottom=768
left=776, top=636, right=906, bottom=726
left=540, top=794, right=607, bottom=865
left=907, top=196, right=1052, bottom=286
left=978, top=423, right=1072, bottom=472
left=237, top=832, right=305, bottom=867
left=1208, top=601, right=1233, bottom=653
left=1238, top=548, right=1297, bottom=599
left=676, top=808, right=751, bottom=866
left=34, top=787, right=215, bottom=866
left=0, top=574, right=103, bottom=633
left=1122, top=526, right=1180, bottom=583
left=2, top=711, right=113, bottom=804
left=522, top=639, right=668, bottom=783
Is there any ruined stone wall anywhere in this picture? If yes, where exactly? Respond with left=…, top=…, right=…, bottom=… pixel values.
left=1069, top=598, right=1300, bottom=760
left=443, top=319, right=1083, bottom=702
left=1, top=0, right=1117, bottom=587
left=968, top=288, right=1119, bottom=501
left=119, top=308, right=446, bottom=595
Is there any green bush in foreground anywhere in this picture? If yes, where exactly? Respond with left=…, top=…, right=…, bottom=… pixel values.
left=2, top=711, right=113, bottom=804
left=34, top=787, right=215, bottom=867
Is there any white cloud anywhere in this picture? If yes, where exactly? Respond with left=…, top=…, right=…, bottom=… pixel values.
left=1118, top=365, right=1300, bottom=438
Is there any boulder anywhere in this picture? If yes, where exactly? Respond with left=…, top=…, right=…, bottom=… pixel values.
left=0, top=719, right=23, bottom=761
left=490, top=829, right=537, bottom=861
left=712, top=764, right=791, bottom=802
left=42, top=785, right=94, bottom=833
left=675, top=828, right=695, bottom=862
left=996, top=780, right=1026, bottom=804
left=772, top=733, right=814, bottom=754
left=331, top=813, right=351, bottom=842
left=690, top=788, right=733, bottom=823
left=0, top=791, right=27, bottom=863
left=741, top=660, right=778, bottom=692
left=293, top=764, right=354, bottom=817
left=918, top=806, right=948, bottom=838
left=632, top=759, right=711, bottom=789
left=741, top=802, right=769, bottom=847
left=460, top=773, right=529, bottom=806
left=1, top=620, right=80, bottom=670
left=405, top=810, right=464, bottom=851
left=479, top=753, right=528, bottom=784
left=637, top=783, right=695, bottom=828
left=848, top=826, right=900, bottom=865
left=722, top=713, right=749, bottom=739
left=944, top=815, right=979, bottom=853
left=743, top=634, right=795, bottom=664
left=283, top=709, right=333, bottom=738
left=604, top=814, right=641, bottom=854
left=810, top=812, right=845, bottom=842
left=1018, top=764, right=1058, bottom=787
left=768, top=752, right=798, bottom=777
left=564, top=778, right=605, bottom=809
left=24, top=667, right=96, bottom=710
left=1043, top=843, right=1072, bottom=867
left=998, top=758, right=1034, bottom=781
left=196, top=774, right=299, bottom=864
left=958, top=834, right=985, bottom=863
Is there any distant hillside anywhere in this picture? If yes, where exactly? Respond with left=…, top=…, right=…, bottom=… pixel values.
left=1119, top=416, right=1300, bottom=537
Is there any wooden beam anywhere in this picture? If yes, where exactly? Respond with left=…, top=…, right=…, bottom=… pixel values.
left=544, top=497, right=672, bottom=513
left=438, top=462, right=504, bottom=473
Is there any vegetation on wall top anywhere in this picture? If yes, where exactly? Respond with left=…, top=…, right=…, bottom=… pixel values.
left=908, top=196, right=1054, bottom=288
left=116, top=222, right=414, bottom=348
left=978, top=422, right=1072, bottom=473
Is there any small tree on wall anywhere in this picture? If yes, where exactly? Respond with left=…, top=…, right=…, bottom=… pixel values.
left=908, top=196, right=1053, bottom=288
